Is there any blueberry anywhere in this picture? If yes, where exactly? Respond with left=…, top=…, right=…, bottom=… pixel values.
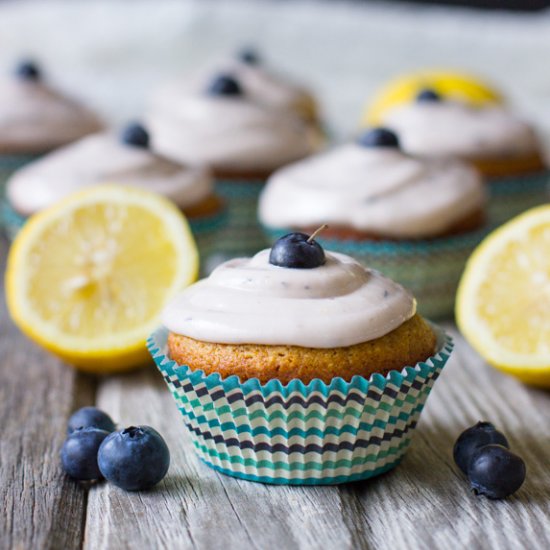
left=120, top=122, right=149, bottom=148
left=67, top=406, right=116, bottom=435
left=357, top=128, right=399, bottom=148
left=269, top=231, right=326, bottom=269
left=237, top=47, right=260, bottom=65
left=61, top=427, right=110, bottom=481
left=206, top=74, right=242, bottom=96
left=453, top=421, right=509, bottom=474
left=416, top=88, right=441, bottom=102
left=98, top=426, right=170, bottom=491
left=15, top=60, right=41, bottom=81
left=468, top=444, right=526, bottom=499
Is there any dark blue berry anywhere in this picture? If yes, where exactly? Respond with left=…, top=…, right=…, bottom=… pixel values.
left=206, top=74, right=242, bottom=97
left=453, top=421, right=509, bottom=474
left=357, top=128, right=399, bottom=148
left=468, top=444, right=526, bottom=499
left=67, top=406, right=116, bottom=435
left=15, top=60, right=41, bottom=81
left=120, top=123, right=149, bottom=148
left=61, top=427, right=110, bottom=481
left=416, top=88, right=441, bottom=102
left=98, top=426, right=170, bottom=491
left=237, top=47, right=260, bottom=65
left=269, top=232, right=326, bottom=269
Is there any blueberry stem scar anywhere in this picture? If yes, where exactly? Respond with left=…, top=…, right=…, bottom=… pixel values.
left=307, top=224, right=328, bottom=243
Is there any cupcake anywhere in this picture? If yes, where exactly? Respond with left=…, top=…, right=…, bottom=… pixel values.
left=0, top=59, right=103, bottom=188
left=259, top=128, right=488, bottom=319
left=148, top=233, right=453, bottom=484
left=147, top=72, right=322, bottom=258
left=4, top=123, right=224, bottom=269
left=378, top=90, right=548, bottom=225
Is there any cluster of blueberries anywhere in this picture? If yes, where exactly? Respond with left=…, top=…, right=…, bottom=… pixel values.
left=61, top=406, right=170, bottom=491
left=453, top=421, right=526, bottom=499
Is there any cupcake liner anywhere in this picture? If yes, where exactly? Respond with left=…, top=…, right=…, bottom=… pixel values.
left=148, top=324, right=452, bottom=485
left=215, top=178, right=269, bottom=258
left=0, top=153, right=43, bottom=239
left=264, top=225, right=489, bottom=320
left=487, top=170, right=550, bottom=226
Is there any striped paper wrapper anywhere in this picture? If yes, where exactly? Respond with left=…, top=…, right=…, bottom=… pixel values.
left=0, top=153, right=43, bottom=239
left=263, top=225, right=489, bottom=320
left=214, top=178, right=269, bottom=259
left=487, top=170, right=550, bottom=226
left=148, top=324, right=452, bottom=485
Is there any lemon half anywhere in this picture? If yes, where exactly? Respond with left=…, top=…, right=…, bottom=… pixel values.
left=363, top=69, right=503, bottom=126
left=6, top=185, right=198, bottom=373
left=456, top=206, right=550, bottom=387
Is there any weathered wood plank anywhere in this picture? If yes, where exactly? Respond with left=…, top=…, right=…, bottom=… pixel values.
left=0, top=237, right=96, bottom=550
left=85, top=324, right=550, bottom=550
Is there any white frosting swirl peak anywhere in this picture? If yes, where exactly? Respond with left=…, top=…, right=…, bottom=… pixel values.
left=7, top=132, right=213, bottom=216
left=383, top=101, right=540, bottom=159
left=162, top=249, right=416, bottom=348
left=259, top=143, right=485, bottom=238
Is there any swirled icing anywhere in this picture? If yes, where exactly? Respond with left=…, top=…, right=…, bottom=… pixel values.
left=383, top=101, right=540, bottom=159
left=258, top=143, right=485, bottom=238
left=0, top=78, right=103, bottom=154
left=162, top=249, right=416, bottom=348
left=6, top=133, right=213, bottom=216
left=147, top=80, right=322, bottom=174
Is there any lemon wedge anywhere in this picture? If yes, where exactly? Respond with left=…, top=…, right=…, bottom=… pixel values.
left=456, top=206, right=550, bottom=387
left=363, top=69, right=503, bottom=126
left=6, top=185, right=198, bottom=373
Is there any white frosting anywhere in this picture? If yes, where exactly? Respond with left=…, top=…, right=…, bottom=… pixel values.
left=383, top=101, right=540, bottom=159
left=162, top=249, right=416, bottom=348
left=259, top=144, right=485, bottom=238
left=6, top=132, right=213, bottom=216
left=147, top=82, right=322, bottom=174
left=152, top=58, right=316, bottom=120
left=0, top=78, right=103, bottom=153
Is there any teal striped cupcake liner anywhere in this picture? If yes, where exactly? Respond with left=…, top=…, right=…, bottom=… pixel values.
left=264, top=225, right=489, bottom=320
left=148, top=324, right=452, bottom=485
left=0, top=153, right=43, bottom=239
left=487, top=170, right=550, bottom=226
left=215, top=178, right=269, bottom=258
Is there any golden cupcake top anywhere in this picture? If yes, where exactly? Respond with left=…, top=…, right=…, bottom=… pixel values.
left=162, top=232, right=416, bottom=348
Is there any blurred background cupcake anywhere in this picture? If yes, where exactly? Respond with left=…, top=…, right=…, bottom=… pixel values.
left=0, top=59, right=103, bottom=189
left=259, top=127, right=488, bottom=319
left=372, top=86, right=548, bottom=225
left=4, top=122, right=224, bottom=270
left=147, top=70, right=323, bottom=259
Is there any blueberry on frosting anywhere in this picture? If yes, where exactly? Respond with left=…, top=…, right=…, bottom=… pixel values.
left=416, top=88, right=441, bottom=102
left=269, top=229, right=326, bottom=269
left=237, top=47, right=260, bottom=65
left=206, top=74, right=243, bottom=96
left=357, top=128, right=399, bottom=148
left=15, top=59, right=41, bottom=81
left=120, top=122, right=150, bottom=148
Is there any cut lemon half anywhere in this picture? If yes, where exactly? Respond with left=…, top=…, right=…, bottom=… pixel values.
left=456, top=206, right=550, bottom=387
left=363, top=69, right=503, bottom=126
left=6, top=185, right=199, bottom=373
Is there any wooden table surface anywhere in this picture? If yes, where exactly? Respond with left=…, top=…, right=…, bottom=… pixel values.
left=1, top=233, right=550, bottom=550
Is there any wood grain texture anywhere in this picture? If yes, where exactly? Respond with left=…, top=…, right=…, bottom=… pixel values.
left=0, top=237, right=96, bottom=550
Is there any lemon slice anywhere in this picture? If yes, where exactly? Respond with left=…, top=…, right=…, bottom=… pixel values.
left=6, top=185, right=198, bottom=373
left=456, top=206, right=550, bottom=387
left=363, top=69, right=503, bottom=126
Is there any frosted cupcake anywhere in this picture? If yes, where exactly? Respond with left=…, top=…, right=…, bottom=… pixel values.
left=259, top=128, right=488, bottom=319
left=4, top=123, right=224, bottom=268
left=147, top=73, right=322, bottom=258
left=148, top=233, right=452, bottom=484
left=0, top=60, right=103, bottom=186
left=379, top=90, right=548, bottom=224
